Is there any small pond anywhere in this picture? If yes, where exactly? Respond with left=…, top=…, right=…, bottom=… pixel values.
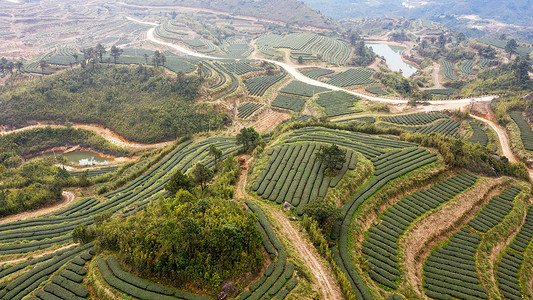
left=35, top=151, right=111, bottom=165
left=366, top=43, right=418, bottom=77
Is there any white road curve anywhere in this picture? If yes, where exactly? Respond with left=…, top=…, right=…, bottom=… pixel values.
left=133, top=17, right=496, bottom=105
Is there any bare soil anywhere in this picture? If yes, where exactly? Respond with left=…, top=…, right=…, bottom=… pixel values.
left=251, top=109, right=290, bottom=133
left=0, top=122, right=172, bottom=150
left=0, top=191, right=77, bottom=226
left=401, top=177, right=505, bottom=297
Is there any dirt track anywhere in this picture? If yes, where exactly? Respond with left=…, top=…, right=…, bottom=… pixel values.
left=234, top=157, right=342, bottom=299
left=0, top=123, right=172, bottom=149
left=0, top=191, right=77, bottom=226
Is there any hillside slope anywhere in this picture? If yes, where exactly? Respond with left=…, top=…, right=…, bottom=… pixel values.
left=123, top=0, right=336, bottom=29
left=301, top=0, right=532, bottom=26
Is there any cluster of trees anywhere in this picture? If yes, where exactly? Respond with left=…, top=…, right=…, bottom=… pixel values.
left=374, top=71, right=414, bottom=96
left=0, top=157, right=73, bottom=217
left=0, top=57, right=24, bottom=76
left=79, top=157, right=262, bottom=293
left=401, top=132, right=528, bottom=180
left=0, top=65, right=229, bottom=143
left=0, top=127, right=128, bottom=161
left=349, top=33, right=377, bottom=66
left=459, top=57, right=533, bottom=95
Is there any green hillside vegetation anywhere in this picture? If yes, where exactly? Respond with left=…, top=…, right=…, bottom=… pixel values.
left=0, top=156, right=73, bottom=217
left=93, top=158, right=264, bottom=294
left=0, top=65, right=228, bottom=143
left=0, top=127, right=128, bottom=160
left=458, top=57, right=533, bottom=95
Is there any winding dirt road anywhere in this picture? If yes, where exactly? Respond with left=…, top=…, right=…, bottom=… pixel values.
left=138, top=17, right=497, bottom=106
left=0, top=191, right=77, bottom=226
left=470, top=114, right=517, bottom=163
left=234, top=157, right=342, bottom=299
left=0, top=123, right=172, bottom=149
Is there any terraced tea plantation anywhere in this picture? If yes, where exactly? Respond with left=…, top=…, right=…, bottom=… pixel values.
left=327, top=69, right=378, bottom=87
left=460, top=60, right=475, bottom=75
left=333, top=147, right=439, bottom=299
left=379, top=118, right=461, bottom=137
left=496, top=207, right=533, bottom=299
left=271, top=95, right=306, bottom=112
left=423, top=186, right=522, bottom=300
left=300, top=68, right=334, bottom=80
left=279, top=81, right=330, bottom=97
left=244, top=72, right=287, bottom=97
left=381, top=112, right=448, bottom=125
left=0, top=137, right=240, bottom=299
left=363, top=173, right=478, bottom=289
left=237, top=102, right=263, bottom=119
left=509, top=111, right=533, bottom=151
left=253, top=143, right=358, bottom=214
left=468, top=121, right=489, bottom=146
left=316, top=91, right=362, bottom=117
left=442, top=60, right=457, bottom=80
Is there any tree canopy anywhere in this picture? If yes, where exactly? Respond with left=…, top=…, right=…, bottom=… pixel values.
left=0, top=65, right=229, bottom=143
left=315, top=144, right=347, bottom=174
left=236, top=127, right=262, bottom=152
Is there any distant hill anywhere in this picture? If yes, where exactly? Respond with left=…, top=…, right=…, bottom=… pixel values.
left=301, top=0, right=533, bottom=27
left=122, top=0, right=337, bottom=30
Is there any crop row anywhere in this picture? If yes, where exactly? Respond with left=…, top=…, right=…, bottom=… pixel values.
left=442, top=60, right=457, bottom=80
left=212, top=63, right=240, bottom=100
left=237, top=103, right=263, bottom=119
left=423, top=229, right=487, bottom=300
left=496, top=207, right=533, bottom=299
left=509, top=111, right=533, bottom=151
left=32, top=250, right=93, bottom=300
left=0, top=243, right=94, bottom=300
left=333, top=116, right=375, bottom=125
left=285, top=127, right=416, bottom=158
left=316, top=91, right=362, bottom=117
left=252, top=143, right=356, bottom=214
left=244, top=72, right=286, bottom=97
left=460, top=60, right=475, bottom=75
left=243, top=201, right=297, bottom=300
left=414, top=119, right=460, bottom=137
left=271, top=95, right=306, bottom=112
left=467, top=186, right=520, bottom=233
left=300, top=68, right=334, bottom=80
left=363, top=173, right=477, bottom=289
left=97, top=255, right=205, bottom=300
left=335, top=147, right=438, bottom=299
left=468, top=122, right=489, bottom=146
left=221, top=62, right=261, bottom=75
left=381, top=112, right=448, bottom=126
left=0, top=138, right=238, bottom=256
left=70, top=166, right=119, bottom=178
left=279, top=81, right=330, bottom=98
left=327, top=69, right=378, bottom=87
